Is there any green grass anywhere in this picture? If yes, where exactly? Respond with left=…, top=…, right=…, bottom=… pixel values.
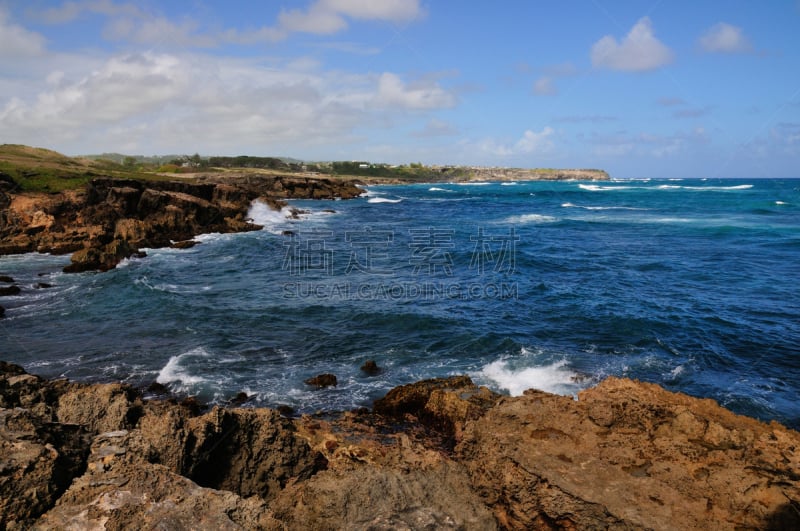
left=0, top=144, right=187, bottom=193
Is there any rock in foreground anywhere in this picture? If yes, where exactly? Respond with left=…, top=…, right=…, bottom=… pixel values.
left=1, top=363, right=798, bottom=530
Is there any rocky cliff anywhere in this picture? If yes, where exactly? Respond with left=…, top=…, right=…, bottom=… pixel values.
left=461, top=168, right=610, bottom=182
left=1, top=363, right=798, bottom=530
left=0, top=175, right=362, bottom=273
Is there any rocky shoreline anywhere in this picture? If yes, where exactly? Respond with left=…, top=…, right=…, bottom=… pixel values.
left=1, top=362, right=798, bottom=529
left=0, top=174, right=362, bottom=273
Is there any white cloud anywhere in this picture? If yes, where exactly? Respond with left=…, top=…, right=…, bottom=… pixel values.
left=0, top=50, right=457, bottom=155
left=533, top=76, right=556, bottom=96
left=374, top=73, right=456, bottom=110
left=698, top=23, right=752, bottom=54
left=35, top=0, right=141, bottom=24
left=515, top=127, right=555, bottom=153
left=34, top=0, right=423, bottom=46
left=591, top=17, right=674, bottom=72
left=322, top=0, right=423, bottom=21
left=268, top=0, right=423, bottom=40
left=480, top=127, right=555, bottom=157
left=103, top=16, right=219, bottom=47
left=0, top=8, right=46, bottom=57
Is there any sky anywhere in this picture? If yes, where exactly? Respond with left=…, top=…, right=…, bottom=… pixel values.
left=1, top=1, right=800, bottom=178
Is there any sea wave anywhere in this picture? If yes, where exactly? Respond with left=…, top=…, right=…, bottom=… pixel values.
left=368, top=197, right=403, bottom=204
left=561, top=202, right=647, bottom=211
left=428, top=187, right=452, bottom=192
left=477, top=356, right=580, bottom=396
left=247, top=200, right=294, bottom=232
left=503, top=213, right=558, bottom=224
left=157, top=347, right=212, bottom=391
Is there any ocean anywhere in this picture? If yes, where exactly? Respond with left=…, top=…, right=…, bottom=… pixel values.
left=2, top=178, right=799, bottom=428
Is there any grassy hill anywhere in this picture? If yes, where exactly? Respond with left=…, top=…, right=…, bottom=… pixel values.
left=0, top=144, right=160, bottom=193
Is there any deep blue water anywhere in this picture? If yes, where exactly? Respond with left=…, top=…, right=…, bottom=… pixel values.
left=2, top=178, right=799, bottom=428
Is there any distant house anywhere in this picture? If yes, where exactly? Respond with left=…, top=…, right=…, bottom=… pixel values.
left=359, top=163, right=369, bottom=169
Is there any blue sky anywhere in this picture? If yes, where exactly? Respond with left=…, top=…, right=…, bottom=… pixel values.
left=1, top=0, right=799, bottom=178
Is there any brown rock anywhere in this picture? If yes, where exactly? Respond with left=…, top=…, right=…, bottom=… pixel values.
left=456, top=377, right=800, bottom=530
left=270, top=463, right=497, bottom=530
left=56, top=383, right=142, bottom=433
left=0, top=408, right=90, bottom=528
left=170, top=239, right=198, bottom=249
left=33, top=430, right=279, bottom=531
left=305, top=373, right=338, bottom=388
left=129, top=405, right=326, bottom=500
left=360, top=359, right=381, bottom=376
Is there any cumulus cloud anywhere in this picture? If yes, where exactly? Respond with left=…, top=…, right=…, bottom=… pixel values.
left=481, top=127, right=555, bottom=157
left=591, top=17, right=674, bottom=72
left=374, top=73, right=456, bottom=110
left=698, top=22, right=753, bottom=54
left=0, top=50, right=457, bottom=154
left=0, top=8, right=46, bottom=57
left=515, top=127, right=555, bottom=153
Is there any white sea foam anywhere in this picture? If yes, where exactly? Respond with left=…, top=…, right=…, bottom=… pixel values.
left=501, top=182, right=518, bottom=186
left=247, top=200, right=293, bottom=225
left=456, top=181, right=492, bottom=186
left=428, top=187, right=451, bottom=192
left=368, top=197, right=402, bottom=203
left=686, top=184, right=752, bottom=190
left=504, top=213, right=557, bottom=224
left=157, top=347, right=211, bottom=390
left=479, top=358, right=579, bottom=396
left=578, top=184, right=632, bottom=191
left=561, top=202, right=647, bottom=211
left=775, top=201, right=788, bottom=205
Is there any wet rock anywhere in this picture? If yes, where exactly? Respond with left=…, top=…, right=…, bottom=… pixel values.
left=360, top=359, right=381, bottom=376
left=277, top=404, right=295, bottom=417
left=228, top=391, right=250, bottom=406
left=34, top=282, right=52, bottom=289
left=170, top=239, right=198, bottom=249
left=0, top=285, right=20, bottom=296
left=0, top=275, right=13, bottom=283
left=145, top=381, right=170, bottom=395
left=305, top=374, right=338, bottom=388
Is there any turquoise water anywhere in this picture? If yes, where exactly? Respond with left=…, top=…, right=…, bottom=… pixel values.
left=2, top=178, right=799, bottom=428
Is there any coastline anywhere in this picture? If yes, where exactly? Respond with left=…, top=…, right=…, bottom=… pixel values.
left=2, top=361, right=798, bottom=529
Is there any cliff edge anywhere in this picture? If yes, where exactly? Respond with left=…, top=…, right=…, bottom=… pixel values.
left=1, top=363, right=798, bottom=530
left=0, top=175, right=362, bottom=273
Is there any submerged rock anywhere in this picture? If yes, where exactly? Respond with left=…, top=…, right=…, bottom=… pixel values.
left=360, top=359, right=381, bottom=375
left=0, top=285, right=20, bottom=296
left=304, top=374, right=338, bottom=388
